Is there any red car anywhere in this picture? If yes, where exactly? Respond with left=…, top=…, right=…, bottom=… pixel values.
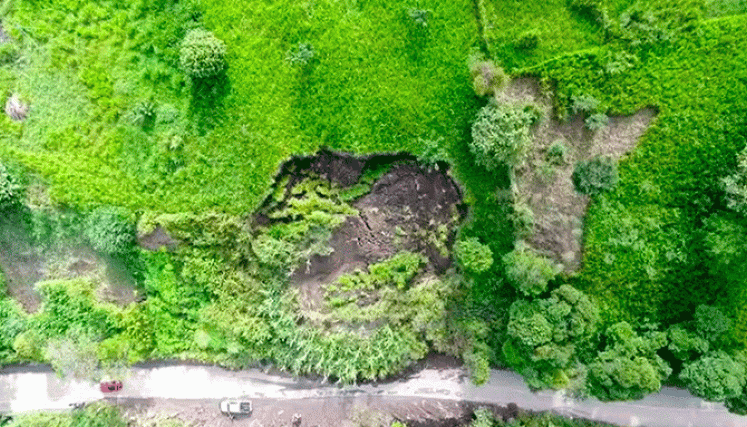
left=99, top=380, right=123, bottom=393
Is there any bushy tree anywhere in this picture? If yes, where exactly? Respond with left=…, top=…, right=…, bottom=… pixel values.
left=470, top=102, right=540, bottom=169
left=84, top=207, right=136, bottom=255
left=572, top=155, right=619, bottom=195
left=587, top=322, right=671, bottom=401
left=455, top=237, right=493, bottom=273
left=468, top=54, right=508, bottom=97
left=502, top=242, right=559, bottom=297
left=668, top=325, right=709, bottom=361
left=179, top=29, right=227, bottom=79
left=694, top=304, right=731, bottom=341
left=680, top=352, right=746, bottom=402
left=504, top=285, right=600, bottom=390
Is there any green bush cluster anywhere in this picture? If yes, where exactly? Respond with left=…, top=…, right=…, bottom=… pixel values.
left=516, top=29, right=541, bottom=51
left=5, top=402, right=128, bottom=427
left=572, top=156, right=618, bottom=195
left=0, top=162, right=20, bottom=211
left=84, top=207, right=136, bottom=255
left=455, top=237, right=493, bottom=273
left=179, top=29, right=227, bottom=79
left=470, top=102, right=541, bottom=170
left=587, top=322, right=672, bottom=401
left=286, top=42, right=315, bottom=66
left=468, top=54, right=508, bottom=97
left=502, top=243, right=559, bottom=297
left=503, top=285, right=600, bottom=391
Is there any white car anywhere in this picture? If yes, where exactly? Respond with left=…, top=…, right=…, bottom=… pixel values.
left=219, top=399, right=252, bottom=419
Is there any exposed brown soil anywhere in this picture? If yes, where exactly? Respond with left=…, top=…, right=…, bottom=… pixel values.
left=137, top=226, right=179, bottom=251
left=0, top=213, right=140, bottom=312
left=275, top=152, right=465, bottom=315
left=117, top=397, right=527, bottom=427
left=501, top=78, right=656, bottom=272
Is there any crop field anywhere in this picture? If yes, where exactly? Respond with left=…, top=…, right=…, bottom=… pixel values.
left=1, top=0, right=747, bottom=420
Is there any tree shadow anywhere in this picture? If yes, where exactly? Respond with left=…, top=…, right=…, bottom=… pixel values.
left=188, top=70, right=231, bottom=133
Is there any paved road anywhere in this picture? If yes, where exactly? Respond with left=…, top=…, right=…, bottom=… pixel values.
left=1, top=364, right=746, bottom=427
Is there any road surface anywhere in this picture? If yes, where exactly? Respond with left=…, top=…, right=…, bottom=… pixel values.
left=1, top=364, right=745, bottom=427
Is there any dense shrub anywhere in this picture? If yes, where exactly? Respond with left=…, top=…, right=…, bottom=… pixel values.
left=502, top=242, right=558, bottom=297
left=470, top=407, right=496, bottom=427
left=516, top=29, right=540, bottom=50
left=0, top=163, right=20, bottom=210
left=5, top=402, right=128, bottom=427
left=130, top=100, right=156, bottom=127
left=470, top=102, right=540, bottom=169
left=585, top=113, right=609, bottom=131
left=468, top=55, right=508, bottom=97
left=286, top=42, right=315, bottom=66
left=722, top=145, right=747, bottom=215
left=0, top=299, right=26, bottom=364
left=546, top=140, right=569, bottom=165
left=667, top=325, right=709, bottom=361
left=570, top=94, right=600, bottom=115
left=455, top=237, right=493, bottom=273
left=84, top=207, right=136, bottom=255
left=408, top=8, right=431, bottom=28
left=680, top=352, right=746, bottom=402
left=572, top=156, right=618, bottom=195
left=179, top=29, right=227, bottom=79
left=504, top=285, right=599, bottom=390
left=694, top=305, right=731, bottom=341
left=587, top=322, right=671, bottom=401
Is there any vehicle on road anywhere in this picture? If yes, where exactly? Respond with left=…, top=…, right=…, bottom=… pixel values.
left=219, top=399, right=252, bottom=419
left=99, top=380, right=123, bottom=393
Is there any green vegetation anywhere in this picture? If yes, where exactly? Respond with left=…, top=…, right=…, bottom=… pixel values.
left=2, top=401, right=189, bottom=427
left=572, top=156, right=619, bottom=195
left=179, top=29, right=227, bottom=79
left=502, top=243, right=559, bottom=297
left=0, top=0, right=745, bottom=418
left=465, top=406, right=619, bottom=427
left=455, top=237, right=494, bottom=273
left=470, top=102, right=541, bottom=170
left=0, top=162, right=20, bottom=210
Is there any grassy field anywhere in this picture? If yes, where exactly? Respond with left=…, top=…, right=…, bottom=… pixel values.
left=1, top=0, right=747, bottom=411
left=0, top=0, right=481, bottom=214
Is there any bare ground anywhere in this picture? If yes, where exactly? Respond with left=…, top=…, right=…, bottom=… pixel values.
left=116, top=397, right=525, bottom=427
left=502, top=78, right=656, bottom=271
left=280, top=153, right=465, bottom=315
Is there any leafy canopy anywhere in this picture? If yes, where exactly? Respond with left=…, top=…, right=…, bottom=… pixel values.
left=179, top=29, right=227, bottom=79
left=470, top=102, right=540, bottom=170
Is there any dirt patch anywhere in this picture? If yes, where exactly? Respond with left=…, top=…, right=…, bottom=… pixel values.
left=276, top=152, right=465, bottom=314
left=137, top=226, right=179, bottom=251
left=116, top=397, right=527, bottom=427
left=0, top=212, right=140, bottom=312
left=502, top=78, right=656, bottom=271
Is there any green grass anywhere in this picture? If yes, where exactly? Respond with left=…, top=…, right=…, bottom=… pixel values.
left=479, top=0, right=606, bottom=71
left=530, top=15, right=747, bottom=327
left=0, top=0, right=483, bottom=214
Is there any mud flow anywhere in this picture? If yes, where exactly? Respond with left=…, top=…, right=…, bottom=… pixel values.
left=258, top=150, right=466, bottom=312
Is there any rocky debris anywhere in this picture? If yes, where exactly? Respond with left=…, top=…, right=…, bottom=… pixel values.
left=5, top=94, right=28, bottom=121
